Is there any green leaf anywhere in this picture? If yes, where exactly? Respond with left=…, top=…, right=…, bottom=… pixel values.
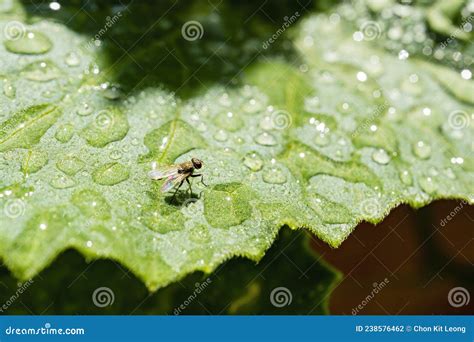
left=0, top=228, right=341, bottom=314
left=0, top=1, right=472, bottom=293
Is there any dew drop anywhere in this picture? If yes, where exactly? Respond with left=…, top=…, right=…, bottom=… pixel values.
left=371, top=148, right=391, bottom=165
left=71, top=189, right=111, bottom=220
left=413, top=141, right=431, bottom=159
left=444, top=168, right=456, bottom=180
left=399, top=170, right=412, bottom=185
left=214, top=111, right=244, bottom=132
left=255, top=132, right=277, bottom=146
left=337, top=102, right=351, bottom=113
left=314, top=133, right=330, bottom=146
left=102, top=84, right=122, bottom=100
left=398, top=49, right=409, bottom=60
left=50, top=174, right=76, bottom=189
left=450, top=157, right=464, bottom=165
left=419, top=177, right=436, bottom=194
left=65, top=52, right=80, bottom=67
left=77, top=102, right=93, bottom=116
left=3, top=80, right=16, bottom=98
left=109, top=150, right=122, bottom=160
left=243, top=98, right=263, bottom=114
left=243, top=152, right=263, bottom=171
left=56, top=156, right=85, bottom=176
left=22, top=150, right=48, bottom=174
left=4, top=31, right=53, bottom=55
left=21, top=61, right=61, bottom=82
left=92, top=162, right=130, bottom=186
left=263, top=166, right=287, bottom=184
left=213, top=129, right=228, bottom=142
left=55, top=123, right=74, bottom=143
left=259, top=115, right=274, bottom=130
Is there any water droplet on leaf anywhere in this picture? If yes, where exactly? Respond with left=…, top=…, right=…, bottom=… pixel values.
left=255, top=132, right=277, bottom=146
left=263, top=166, right=287, bottom=184
left=4, top=31, right=52, bottom=55
left=413, top=141, right=431, bottom=159
left=243, top=152, right=263, bottom=171
left=372, top=148, right=391, bottom=165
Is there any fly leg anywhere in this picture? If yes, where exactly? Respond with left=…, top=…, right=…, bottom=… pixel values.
left=186, top=177, right=192, bottom=195
left=172, top=180, right=184, bottom=199
left=191, top=174, right=207, bottom=187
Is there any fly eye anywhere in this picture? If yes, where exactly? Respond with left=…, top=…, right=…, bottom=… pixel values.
left=192, top=158, right=202, bottom=168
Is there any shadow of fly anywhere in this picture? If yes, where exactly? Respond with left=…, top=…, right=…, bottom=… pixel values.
left=149, top=158, right=207, bottom=197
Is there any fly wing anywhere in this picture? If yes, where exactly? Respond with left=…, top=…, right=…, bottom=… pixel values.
left=148, top=166, right=179, bottom=180
left=161, top=173, right=187, bottom=192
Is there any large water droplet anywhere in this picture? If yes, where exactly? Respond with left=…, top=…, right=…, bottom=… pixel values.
left=243, top=152, right=263, bottom=171
left=444, top=168, right=456, bottom=180
left=92, top=162, right=130, bottom=185
left=243, top=98, right=263, bottom=114
left=65, top=52, right=80, bottom=67
left=203, top=184, right=252, bottom=229
left=213, top=129, right=228, bottom=142
left=22, top=60, right=61, bottom=82
left=214, top=111, right=244, bottom=132
left=21, top=149, right=48, bottom=174
left=259, top=115, right=274, bottom=130
left=77, top=102, right=93, bottom=116
left=413, top=141, right=431, bottom=159
left=314, top=132, right=330, bottom=146
left=102, top=84, right=122, bottom=100
left=56, top=156, right=85, bottom=176
left=255, top=132, right=277, bottom=146
left=3, top=80, right=16, bottom=98
left=371, top=148, right=391, bottom=165
left=55, top=123, right=74, bottom=143
left=337, top=102, right=352, bottom=114
left=399, top=170, right=412, bottom=185
left=71, top=189, right=111, bottom=220
left=419, top=176, right=436, bottom=194
left=263, top=166, right=287, bottom=184
left=50, top=174, right=76, bottom=189
left=109, top=150, right=122, bottom=160
left=4, top=31, right=53, bottom=55
left=80, top=107, right=129, bottom=147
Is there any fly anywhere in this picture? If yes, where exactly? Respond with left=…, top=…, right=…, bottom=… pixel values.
left=148, top=157, right=207, bottom=197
